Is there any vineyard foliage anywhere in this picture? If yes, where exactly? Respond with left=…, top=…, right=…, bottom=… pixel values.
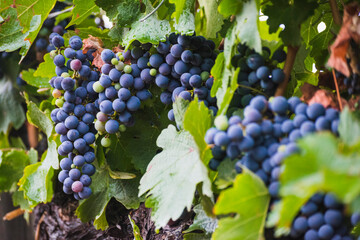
left=1, top=0, right=360, bottom=239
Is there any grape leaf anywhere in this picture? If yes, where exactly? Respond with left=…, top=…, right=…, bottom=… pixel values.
left=95, top=0, right=140, bottom=27
left=0, top=149, right=29, bottom=192
left=139, top=125, right=213, bottom=229
left=234, top=0, right=261, bottom=53
left=67, top=0, right=99, bottom=28
left=0, top=79, right=25, bottom=133
left=172, top=0, right=195, bottom=35
left=183, top=100, right=212, bottom=164
left=213, top=170, right=270, bottom=240
left=173, top=97, right=190, bottom=130
left=183, top=204, right=217, bottom=236
left=26, top=101, right=53, bottom=137
left=269, top=132, right=360, bottom=235
left=76, top=166, right=141, bottom=230
left=18, top=140, right=58, bottom=206
left=33, top=53, right=56, bottom=79
left=218, top=0, right=242, bottom=18
left=210, top=52, right=225, bottom=98
left=12, top=190, right=32, bottom=211
left=215, top=158, right=237, bottom=189
left=264, top=0, right=319, bottom=46
left=0, top=7, right=30, bottom=52
left=197, top=0, right=224, bottom=39
left=338, top=107, right=360, bottom=146
left=21, top=69, right=49, bottom=88
left=169, top=0, right=186, bottom=22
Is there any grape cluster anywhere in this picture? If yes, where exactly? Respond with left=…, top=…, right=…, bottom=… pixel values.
left=204, top=96, right=358, bottom=239
left=231, top=44, right=286, bottom=108
left=49, top=34, right=99, bottom=200
left=91, top=33, right=218, bottom=145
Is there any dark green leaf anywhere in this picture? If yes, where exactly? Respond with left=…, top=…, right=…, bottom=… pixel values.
left=139, top=125, right=213, bottom=229
left=183, top=204, right=217, bottom=235
left=95, top=0, right=140, bottom=26
left=197, top=0, right=224, bottom=39
left=215, top=158, right=237, bottom=189
left=67, top=0, right=99, bottom=27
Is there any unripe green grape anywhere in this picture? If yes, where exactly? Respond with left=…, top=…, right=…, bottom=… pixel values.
left=150, top=68, right=157, bottom=76
left=119, top=55, right=125, bottom=61
left=111, top=58, right=119, bottom=65
left=214, top=115, right=229, bottom=131
left=119, top=124, right=126, bottom=132
left=55, top=98, right=64, bottom=107
left=71, top=164, right=76, bottom=169
left=101, top=137, right=111, bottom=147
left=114, top=83, right=121, bottom=90
left=50, top=50, right=57, bottom=59
left=115, top=62, right=124, bottom=71
left=61, top=72, right=70, bottom=78
left=93, top=81, right=104, bottom=93
left=124, top=65, right=132, bottom=73
left=95, top=120, right=106, bottom=132
left=201, top=71, right=210, bottom=81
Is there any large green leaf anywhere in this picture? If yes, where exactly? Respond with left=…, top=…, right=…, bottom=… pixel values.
left=95, top=0, right=140, bottom=26
left=67, top=0, right=99, bottom=27
left=213, top=170, right=270, bottom=240
left=173, top=0, right=195, bottom=35
left=76, top=166, right=141, bottom=230
left=197, top=0, right=224, bottom=39
left=26, top=101, right=53, bottom=137
left=0, top=150, right=29, bottom=192
left=263, top=0, right=318, bottom=46
left=234, top=0, right=261, bottom=53
left=183, top=100, right=212, bottom=164
left=184, top=204, right=218, bottom=236
left=18, top=140, right=58, bottom=206
left=33, top=53, right=56, bottom=79
left=338, top=107, right=360, bottom=146
left=21, top=69, right=49, bottom=88
left=12, top=190, right=32, bottom=211
left=139, top=125, right=213, bottom=229
left=0, top=79, right=25, bottom=133
left=269, top=132, right=360, bottom=235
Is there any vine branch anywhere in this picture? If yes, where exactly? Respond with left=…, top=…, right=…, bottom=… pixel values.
left=329, top=0, right=342, bottom=26
left=275, top=45, right=299, bottom=97
left=139, top=0, right=165, bottom=22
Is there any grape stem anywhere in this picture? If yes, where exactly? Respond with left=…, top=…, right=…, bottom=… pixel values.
left=329, top=0, right=342, bottom=26
left=139, top=0, right=165, bottom=22
left=275, top=45, right=299, bottom=97
left=238, top=84, right=268, bottom=97
left=2, top=208, right=25, bottom=221
left=47, top=7, right=74, bottom=19
left=332, top=69, right=343, bottom=111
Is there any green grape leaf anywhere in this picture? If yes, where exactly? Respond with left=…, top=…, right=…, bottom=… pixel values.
left=234, top=0, right=261, bottom=53
left=183, top=100, right=212, bottom=164
left=12, top=190, right=32, bottom=211
left=21, top=69, right=49, bottom=88
left=0, top=79, right=25, bottom=133
left=338, top=107, right=360, bottom=146
left=34, top=53, right=56, bottom=79
left=183, top=204, right=217, bottom=236
left=129, top=215, right=143, bottom=240
left=197, top=0, right=224, bottom=39
left=0, top=8, right=29, bottom=52
left=263, top=0, right=318, bottom=46
left=18, top=140, right=59, bottom=207
left=0, top=149, right=30, bottom=192
left=121, top=15, right=171, bottom=48
left=26, top=101, right=53, bottom=138
left=11, top=0, right=57, bottom=58
left=268, top=133, right=360, bottom=235
left=210, top=52, right=225, bottom=98
left=67, top=0, right=99, bottom=28
left=218, top=0, right=243, bottom=18
left=0, top=133, right=10, bottom=148
left=139, top=125, right=213, bottom=229
left=95, top=0, right=140, bottom=26
left=173, top=97, right=190, bottom=130
left=215, top=158, right=237, bottom=189
left=169, top=0, right=186, bottom=22
left=213, top=170, right=270, bottom=240
left=105, top=106, right=169, bottom=173
left=76, top=166, right=141, bottom=230
left=173, top=0, right=195, bottom=35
